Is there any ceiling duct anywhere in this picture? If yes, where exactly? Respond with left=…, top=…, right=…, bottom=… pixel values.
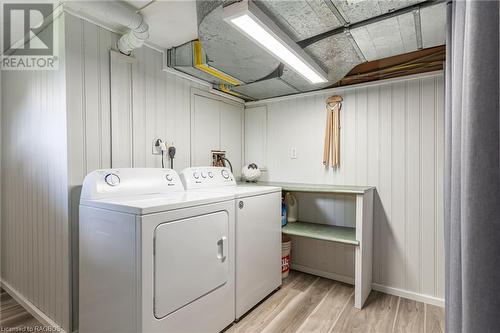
left=168, top=40, right=242, bottom=86
left=64, top=1, right=149, bottom=55
left=166, top=0, right=446, bottom=101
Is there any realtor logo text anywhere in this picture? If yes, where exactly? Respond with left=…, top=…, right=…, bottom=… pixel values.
left=1, top=3, right=58, bottom=70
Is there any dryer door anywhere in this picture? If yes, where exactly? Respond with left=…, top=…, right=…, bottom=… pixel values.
left=154, top=211, right=229, bottom=318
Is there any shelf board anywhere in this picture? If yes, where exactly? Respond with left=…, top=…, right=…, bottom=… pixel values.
left=282, top=221, right=359, bottom=245
left=254, top=181, right=374, bottom=194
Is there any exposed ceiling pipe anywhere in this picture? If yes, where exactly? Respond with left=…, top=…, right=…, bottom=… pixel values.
left=64, top=1, right=149, bottom=55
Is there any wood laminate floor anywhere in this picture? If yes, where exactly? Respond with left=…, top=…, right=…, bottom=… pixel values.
left=228, top=271, right=445, bottom=333
left=0, top=272, right=444, bottom=333
left=0, top=288, right=43, bottom=331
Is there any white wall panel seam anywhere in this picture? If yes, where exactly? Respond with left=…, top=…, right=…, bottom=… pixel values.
left=97, top=28, right=102, bottom=168
left=404, top=81, right=408, bottom=292
left=81, top=21, right=88, bottom=175
left=433, top=76, right=438, bottom=295
left=419, top=78, right=424, bottom=294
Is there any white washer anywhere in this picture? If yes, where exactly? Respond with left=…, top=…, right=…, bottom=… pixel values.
left=79, top=168, right=235, bottom=333
left=180, top=167, right=282, bottom=319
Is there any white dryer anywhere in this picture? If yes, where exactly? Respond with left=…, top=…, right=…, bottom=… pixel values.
left=79, top=168, right=235, bottom=333
left=180, top=167, right=282, bottom=319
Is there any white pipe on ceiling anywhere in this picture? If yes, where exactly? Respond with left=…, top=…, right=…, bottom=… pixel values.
left=64, top=1, right=149, bottom=55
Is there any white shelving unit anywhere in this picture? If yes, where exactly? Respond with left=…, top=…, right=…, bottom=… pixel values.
left=256, top=181, right=375, bottom=309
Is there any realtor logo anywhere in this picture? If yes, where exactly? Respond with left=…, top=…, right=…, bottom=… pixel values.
left=2, top=3, right=58, bottom=70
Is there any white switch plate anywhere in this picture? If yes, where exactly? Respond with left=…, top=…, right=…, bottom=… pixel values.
left=290, top=147, right=297, bottom=159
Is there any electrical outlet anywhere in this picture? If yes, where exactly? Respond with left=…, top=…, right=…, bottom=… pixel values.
left=290, top=147, right=297, bottom=159
left=152, top=138, right=162, bottom=155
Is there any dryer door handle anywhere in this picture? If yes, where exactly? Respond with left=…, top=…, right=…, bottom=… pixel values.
left=218, top=236, right=228, bottom=261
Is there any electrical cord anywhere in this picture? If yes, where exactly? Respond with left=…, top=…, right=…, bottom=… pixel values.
left=221, top=157, right=233, bottom=173
left=168, top=146, right=176, bottom=169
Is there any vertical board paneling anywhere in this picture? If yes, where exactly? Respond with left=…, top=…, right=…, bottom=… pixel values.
left=244, top=106, right=267, bottom=169
left=390, top=82, right=406, bottom=289
left=110, top=51, right=135, bottom=168
left=248, top=73, right=445, bottom=300
left=405, top=79, right=421, bottom=292
left=378, top=83, right=393, bottom=287
left=192, top=94, right=220, bottom=166
left=420, top=77, right=437, bottom=295
left=220, top=102, right=244, bottom=178
left=1, top=16, right=70, bottom=330
left=66, top=13, right=213, bottom=183
left=435, top=75, right=445, bottom=297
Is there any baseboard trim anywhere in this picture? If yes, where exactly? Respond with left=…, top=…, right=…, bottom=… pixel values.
left=371, top=283, right=444, bottom=307
left=1, top=280, right=67, bottom=333
left=291, top=264, right=355, bottom=285
left=290, top=265, right=445, bottom=308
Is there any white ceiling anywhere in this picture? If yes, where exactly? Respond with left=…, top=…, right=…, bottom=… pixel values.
left=124, top=0, right=198, bottom=49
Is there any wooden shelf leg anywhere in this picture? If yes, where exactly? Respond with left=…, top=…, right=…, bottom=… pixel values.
left=354, top=190, right=374, bottom=309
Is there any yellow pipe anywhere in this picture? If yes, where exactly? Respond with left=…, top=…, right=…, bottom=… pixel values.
left=193, top=40, right=241, bottom=86
left=218, top=84, right=244, bottom=98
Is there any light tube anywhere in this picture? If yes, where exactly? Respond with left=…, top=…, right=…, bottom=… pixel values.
left=224, top=2, right=328, bottom=85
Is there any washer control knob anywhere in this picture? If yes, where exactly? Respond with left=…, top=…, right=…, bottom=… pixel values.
left=104, top=173, right=120, bottom=186
left=165, top=174, right=173, bottom=182
left=201, top=172, right=207, bottom=178
left=193, top=172, right=199, bottom=179
left=208, top=171, right=214, bottom=178
left=221, top=169, right=230, bottom=179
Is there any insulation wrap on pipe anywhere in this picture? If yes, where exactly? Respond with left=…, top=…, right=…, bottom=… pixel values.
left=64, top=1, right=149, bottom=55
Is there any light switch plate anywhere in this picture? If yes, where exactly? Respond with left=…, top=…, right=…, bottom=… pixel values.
left=290, top=147, right=297, bottom=159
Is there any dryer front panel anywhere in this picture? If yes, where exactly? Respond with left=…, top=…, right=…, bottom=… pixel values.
left=154, top=211, right=229, bottom=318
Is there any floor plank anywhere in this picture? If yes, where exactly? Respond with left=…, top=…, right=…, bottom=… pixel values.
left=260, top=277, right=333, bottom=333
left=394, top=298, right=425, bottom=333
left=0, top=288, right=43, bottom=330
left=425, top=304, right=445, bottom=333
left=296, top=282, right=353, bottom=333
left=227, top=272, right=317, bottom=333
left=330, top=291, right=399, bottom=333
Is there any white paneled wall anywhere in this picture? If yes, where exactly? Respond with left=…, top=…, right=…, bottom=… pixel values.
left=1, top=16, right=70, bottom=331
left=65, top=14, right=210, bottom=179
left=191, top=92, right=244, bottom=177
left=246, top=73, right=445, bottom=301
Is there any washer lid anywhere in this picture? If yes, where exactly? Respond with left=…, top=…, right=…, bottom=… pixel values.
left=80, top=191, right=234, bottom=215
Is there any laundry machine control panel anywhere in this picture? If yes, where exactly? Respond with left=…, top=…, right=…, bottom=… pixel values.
left=81, top=168, right=184, bottom=200
left=180, top=167, right=236, bottom=189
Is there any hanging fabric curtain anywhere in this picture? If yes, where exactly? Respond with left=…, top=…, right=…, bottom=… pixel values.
left=323, top=95, right=343, bottom=168
left=445, top=1, right=500, bottom=332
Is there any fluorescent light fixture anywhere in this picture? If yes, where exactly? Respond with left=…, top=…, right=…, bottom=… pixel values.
left=223, top=0, right=328, bottom=84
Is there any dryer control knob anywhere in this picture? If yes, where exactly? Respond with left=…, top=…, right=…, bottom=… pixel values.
left=193, top=172, right=200, bottom=179
left=221, top=169, right=229, bottom=179
left=165, top=174, right=173, bottom=182
left=208, top=171, right=214, bottom=178
left=201, top=172, right=207, bottom=178
left=104, top=173, right=120, bottom=186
